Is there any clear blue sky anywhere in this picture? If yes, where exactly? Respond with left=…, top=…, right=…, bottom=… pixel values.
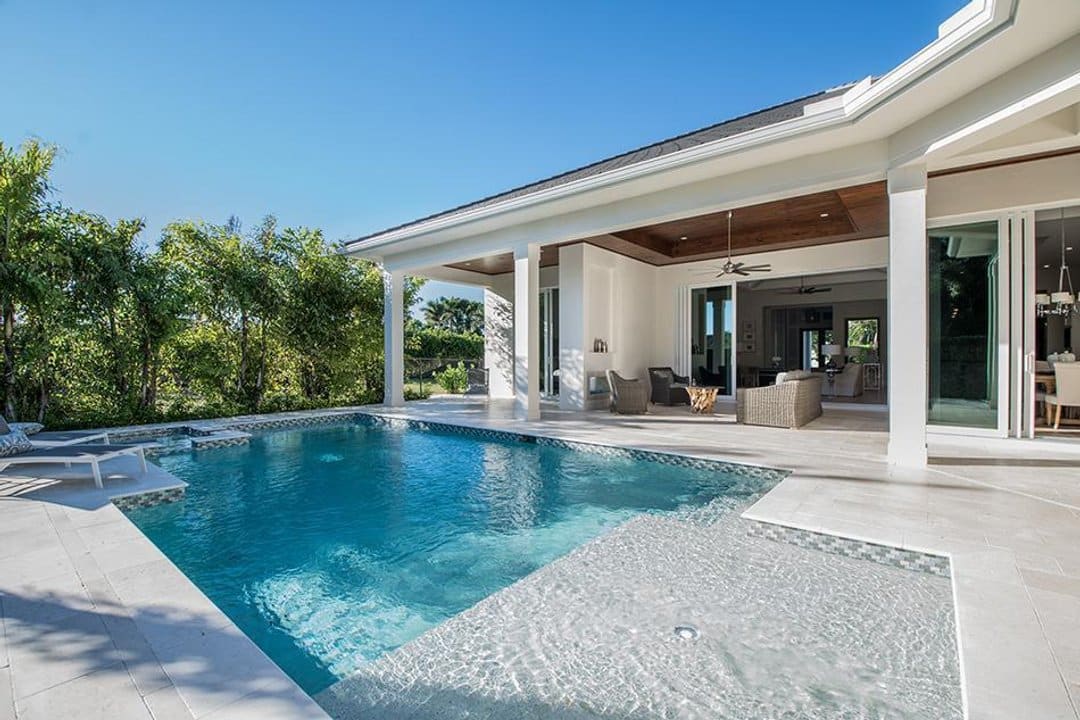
left=4, top=1, right=964, bottom=308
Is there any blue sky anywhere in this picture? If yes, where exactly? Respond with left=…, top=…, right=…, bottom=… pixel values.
left=3, top=1, right=964, bottom=309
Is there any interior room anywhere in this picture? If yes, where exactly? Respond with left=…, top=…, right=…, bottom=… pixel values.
left=1034, top=205, right=1079, bottom=435
left=733, top=270, right=887, bottom=405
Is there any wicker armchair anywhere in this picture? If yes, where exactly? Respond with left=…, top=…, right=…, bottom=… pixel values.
left=606, top=370, right=649, bottom=414
left=736, top=370, right=823, bottom=428
left=648, top=367, right=690, bottom=405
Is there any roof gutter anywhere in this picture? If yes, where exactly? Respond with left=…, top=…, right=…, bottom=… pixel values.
left=345, top=0, right=1015, bottom=256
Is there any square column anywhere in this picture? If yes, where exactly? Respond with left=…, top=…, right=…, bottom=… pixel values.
left=887, top=165, right=928, bottom=467
left=483, top=288, right=515, bottom=399
left=514, top=244, right=540, bottom=420
left=383, top=267, right=405, bottom=407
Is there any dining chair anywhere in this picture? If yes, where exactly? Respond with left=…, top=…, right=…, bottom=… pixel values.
left=1047, top=362, right=1080, bottom=429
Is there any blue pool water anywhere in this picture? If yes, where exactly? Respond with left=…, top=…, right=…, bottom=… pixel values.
left=128, top=421, right=769, bottom=694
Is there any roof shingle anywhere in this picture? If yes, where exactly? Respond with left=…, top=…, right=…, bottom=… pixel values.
left=350, top=84, right=853, bottom=245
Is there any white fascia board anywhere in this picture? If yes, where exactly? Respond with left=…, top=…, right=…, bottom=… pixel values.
left=346, top=0, right=1016, bottom=258
left=380, top=141, right=889, bottom=273
left=889, top=33, right=1080, bottom=167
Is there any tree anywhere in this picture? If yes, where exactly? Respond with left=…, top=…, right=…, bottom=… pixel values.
left=0, top=140, right=58, bottom=419
left=421, top=296, right=483, bottom=335
left=159, top=216, right=287, bottom=411
left=0, top=132, right=430, bottom=427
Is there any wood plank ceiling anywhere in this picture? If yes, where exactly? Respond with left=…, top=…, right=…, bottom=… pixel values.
left=446, top=181, right=888, bottom=275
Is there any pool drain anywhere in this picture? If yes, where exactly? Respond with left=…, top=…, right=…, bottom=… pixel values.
left=673, top=624, right=699, bottom=641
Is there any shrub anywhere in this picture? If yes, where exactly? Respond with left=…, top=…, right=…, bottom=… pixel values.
left=434, top=362, right=468, bottom=394
left=407, top=325, right=483, bottom=360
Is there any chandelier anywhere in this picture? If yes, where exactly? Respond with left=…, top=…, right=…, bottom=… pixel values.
left=1036, top=208, right=1076, bottom=318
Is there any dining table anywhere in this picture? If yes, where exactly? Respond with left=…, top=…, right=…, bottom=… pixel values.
left=1035, top=372, right=1056, bottom=394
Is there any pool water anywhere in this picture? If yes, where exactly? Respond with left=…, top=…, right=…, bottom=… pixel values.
left=129, top=421, right=769, bottom=694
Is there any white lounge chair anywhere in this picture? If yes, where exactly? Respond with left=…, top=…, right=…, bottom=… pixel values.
left=29, top=429, right=111, bottom=447
left=0, top=442, right=147, bottom=488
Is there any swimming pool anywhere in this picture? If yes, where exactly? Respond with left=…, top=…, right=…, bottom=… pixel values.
left=127, top=419, right=773, bottom=694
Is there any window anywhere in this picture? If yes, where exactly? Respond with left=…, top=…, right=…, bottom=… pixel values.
left=845, top=318, right=879, bottom=363
left=801, top=329, right=834, bottom=370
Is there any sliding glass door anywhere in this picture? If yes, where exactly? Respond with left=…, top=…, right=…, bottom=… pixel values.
left=927, top=219, right=1008, bottom=432
left=539, top=288, right=559, bottom=397
left=690, top=285, right=734, bottom=393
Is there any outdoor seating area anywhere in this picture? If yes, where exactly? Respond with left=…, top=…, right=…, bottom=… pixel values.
left=0, top=416, right=148, bottom=488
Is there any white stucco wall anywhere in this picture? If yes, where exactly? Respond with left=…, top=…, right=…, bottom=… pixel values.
left=483, top=288, right=514, bottom=399
left=928, top=154, right=1080, bottom=218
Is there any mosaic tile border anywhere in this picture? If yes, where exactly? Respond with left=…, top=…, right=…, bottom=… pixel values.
left=111, top=485, right=186, bottom=511
left=353, top=412, right=790, bottom=482
left=748, top=521, right=952, bottom=577
left=190, top=432, right=250, bottom=450
left=100, top=407, right=790, bottom=483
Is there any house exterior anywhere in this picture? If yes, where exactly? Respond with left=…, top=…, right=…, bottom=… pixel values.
left=346, top=0, right=1080, bottom=468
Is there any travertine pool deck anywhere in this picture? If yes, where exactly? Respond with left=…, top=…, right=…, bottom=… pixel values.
left=1, top=401, right=1077, bottom=719
left=0, top=431, right=335, bottom=719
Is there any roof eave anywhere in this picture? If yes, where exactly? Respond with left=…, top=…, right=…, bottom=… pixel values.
left=345, top=0, right=1015, bottom=258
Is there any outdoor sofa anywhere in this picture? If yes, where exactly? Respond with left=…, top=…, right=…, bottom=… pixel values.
left=735, top=370, right=823, bottom=428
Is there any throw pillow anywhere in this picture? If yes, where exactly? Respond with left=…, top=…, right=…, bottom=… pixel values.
left=0, top=429, right=33, bottom=458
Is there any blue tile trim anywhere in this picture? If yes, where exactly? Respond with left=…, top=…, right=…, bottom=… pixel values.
left=748, top=521, right=952, bottom=577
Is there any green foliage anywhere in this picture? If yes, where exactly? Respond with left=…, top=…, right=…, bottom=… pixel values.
left=0, top=137, right=426, bottom=428
left=406, top=322, right=483, bottom=360
left=434, top=362, right=468, bottom=394
left=421, top=296, right=483, bottom=334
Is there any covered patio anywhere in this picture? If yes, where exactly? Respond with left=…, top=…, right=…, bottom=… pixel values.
left=353, top=0, right=1080, bottom=467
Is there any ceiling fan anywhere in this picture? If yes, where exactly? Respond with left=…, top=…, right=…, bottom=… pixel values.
left=777, top=278, right=833, bottom=295
left=715, top=210, right=771, bottom=278
left=780, top=277, right=832, bottom=295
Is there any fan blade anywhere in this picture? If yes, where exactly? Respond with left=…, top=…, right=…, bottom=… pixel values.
left=741, top=264, right=772, bottom=272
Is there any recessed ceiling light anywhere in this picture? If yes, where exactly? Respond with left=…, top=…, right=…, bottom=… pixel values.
left=679, top=236, right=687, bottom=241
left=820, top=212, right=830, bottom=218
left=1044, top=264, right=1051, bottom=269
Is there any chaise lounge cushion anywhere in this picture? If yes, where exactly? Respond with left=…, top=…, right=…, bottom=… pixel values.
left=10, top=421, right=44, bottom=436
left=0, top=429, right=34, bottom=458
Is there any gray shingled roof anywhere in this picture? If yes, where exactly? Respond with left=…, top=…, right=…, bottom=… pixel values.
left=350, top=84, right=853, bottom=245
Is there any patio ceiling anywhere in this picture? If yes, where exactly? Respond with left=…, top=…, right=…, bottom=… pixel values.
left=445, top=181, right=887, bottom=275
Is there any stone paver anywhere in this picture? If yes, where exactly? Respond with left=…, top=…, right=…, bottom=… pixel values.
left=0, top=453, right=327, bottom=720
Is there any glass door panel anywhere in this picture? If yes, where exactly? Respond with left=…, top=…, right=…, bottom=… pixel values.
left=539, top=288, right=559, bottom=397
left=928, top=220, right=1002, bottom=429
left=690, top=286, right=733, bottom=393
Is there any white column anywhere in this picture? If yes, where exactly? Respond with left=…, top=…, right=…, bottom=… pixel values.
left=514, top=243, right=541, bottom=420
left=558, top=244, right=585, bottom=411
left=887, top=165, right=928, bottom=467
left=383, top=267, right=405, bottom=407
left=483, top=287, right=515, bottom=399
